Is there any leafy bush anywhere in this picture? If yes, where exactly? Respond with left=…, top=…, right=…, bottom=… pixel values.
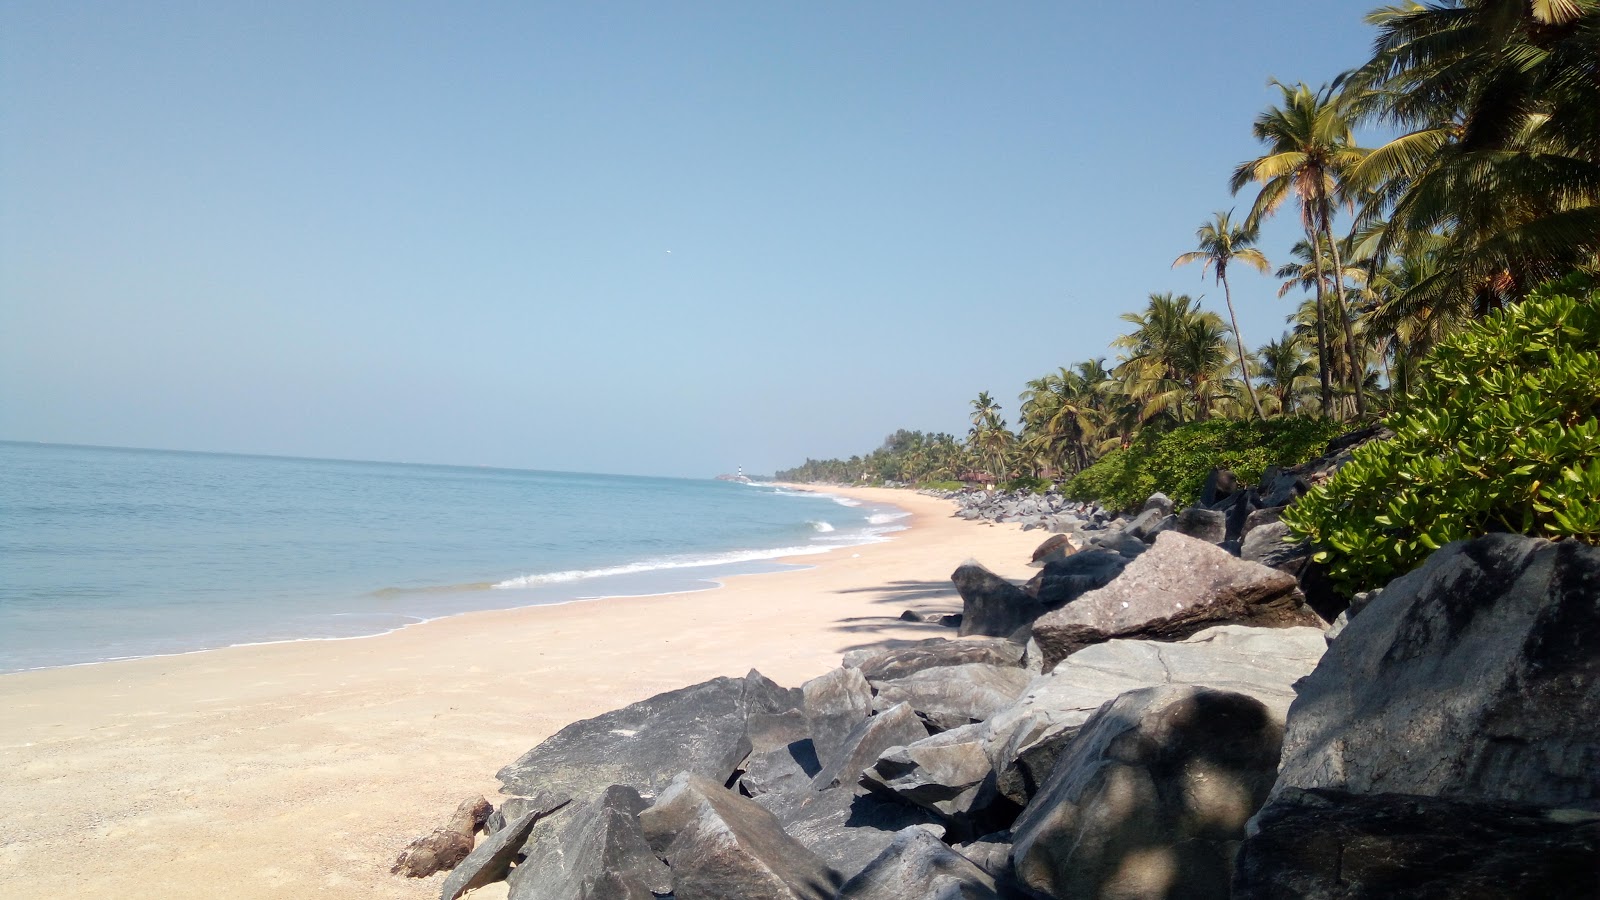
left=1066, top=417, right=1345, bottom=511
left=1283, top=274, right=1600, bottom=594
left=917, top=479, right=965, bottom=492
left=1000, top=475, right=1052, bottom=494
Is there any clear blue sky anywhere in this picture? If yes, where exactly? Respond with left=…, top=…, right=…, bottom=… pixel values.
left=2, top=2, right=1380, bottom=477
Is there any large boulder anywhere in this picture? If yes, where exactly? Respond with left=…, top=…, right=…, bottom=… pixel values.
left=498, top=670, right=799, bottom=801
left=860, top=723, right=994, bottom=829
left=1239, top=520, right=1310, bottom=576
left=838, top=826, right=1000, bottom=900
left=803, top=667, right=874, bottom=764
left=1233, top=788, right=1600, bottom=899
left=1010, top=685, right=1284, bottom=900
left=812, top=703, right=932, bottom=791
left=1028, top=534, right=1076, bottom=567
left=1019, top=550, right=1128, bottom=609
left=505, top=785, right=670, bottom=900
left=1173, top=506, right=1227, bottom=543
left=639, top=774, right=840, bottom=900
left=1141, top=492, right=1175, bottom=517
left=952, top=562, right=1040, bottom=639
left=1270, top=534, right=1600, bottom=810
left=850, top=638, right=1025, bottom=682
left=869, top=664, right=1032, bottom=732
left=1201, top=468, right=1239, bottom=506
left=1031, top=531, right=1319, bottom=670
left=755, top=785, right=945, bottom=880
left=441, top=797, right=570, bottom=900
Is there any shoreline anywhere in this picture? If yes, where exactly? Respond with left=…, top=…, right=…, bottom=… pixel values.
left=0, top=484, right=1043, bottom=900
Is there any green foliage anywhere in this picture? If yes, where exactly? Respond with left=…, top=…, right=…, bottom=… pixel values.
left=1066, top=417, right=1346, bottom=511
left=999, top=475, right=1051, bottom=494
left=918, top=479, right=965, bottom=492
left=1283, top=275, right=1600, bottom=594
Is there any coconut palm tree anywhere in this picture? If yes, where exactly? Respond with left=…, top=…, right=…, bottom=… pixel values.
left=1174, top=210, right=1271, bottom=420
left=1231, top=81, right=1369, bottom=418
left=967, top=392, right=1012, bottom=483
left=1256, top=332, right=1318, bottom=415
left=1113, top=293, right=1235, bottom=424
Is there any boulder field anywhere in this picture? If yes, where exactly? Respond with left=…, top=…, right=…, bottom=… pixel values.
left=400, top=454, right=1597, bottom=898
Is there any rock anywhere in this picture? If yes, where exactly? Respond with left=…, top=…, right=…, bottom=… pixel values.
left=1019, top=549, right=1128, bottom=609
left=837, top=826, right=1000, bottom=900
left=1084, top=530, right=1149, bottom=559
left=1223, top=491, right=1256, bottom=543
left=1173, top=505, right=1227, bottom=543
left=1141, top=492, right=1175, bottom=517
left=497, top=670, right=796, bottom=801
left=803, top=666, right=875, bottom=765
left=1031, top=531, right=1319, bottom=670
left=1121, top=507, right=1167, bottom=542
left=952, top=561, right=1040, bottom=639
left=869, top=664, right=1032, bottom=732
left=1270, top=534, right=1600, bottom=810
left=1239, top=520, right=1310, bottom=576
left=639, top=773, right=840, bottom=900
left=756, top=785, right=945, bottom=879
left=1028, top=534, right=1076, bottom=567
left=980, top=625, right=1325, bottom=809
left=1239, top=505, right=1285, bottom=542
left=952, top=835, right=1013, bottom=882
left=485, top=791, right=571, bottom=835
left=392, top=795, right=493, bottom=878
left=1011, top=685, right=1284, bottom=900
left=505, top=785, right=668, bottom=900
left=861, top=723, right=993, bottom=826
left=813, top=702, right=931, bottom=790
left=739, top=739, right=821, bottom=798
left=1201, top=468, right=1238, bottom=505
left=852, top=638, right=1025, bottom=682
left=441, top=797, right=570, bottom=900
left=746, top=709, right=811, bottom=755
left=1233, top=788, right=1600, bottom=899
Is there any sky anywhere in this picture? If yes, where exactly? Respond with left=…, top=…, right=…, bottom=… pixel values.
left=2, top=2, right=1382, bottom=478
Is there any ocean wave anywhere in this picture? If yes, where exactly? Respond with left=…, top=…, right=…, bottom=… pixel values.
left=832, top=497, right=862, bottom=507
left=868, top=512, right=910, bottom=524
left=490, top=544, right=835, bottom=589
left=810, top=520, right=835, bottom=533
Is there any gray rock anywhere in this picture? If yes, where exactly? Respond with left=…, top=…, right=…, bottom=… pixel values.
left=1239, top=505, right=1285, bottom=542
left=1234, top=788, right=1600, bottom=899
left=1027, top=533, right=1076, bottom=567
left=1011, top=685, right=1283, bottom=900
left=441, top=797, right=570, bottom=900
left=739, top=740, right=820, bottom=798
left=1019, top=549, right=1128, bottom=610
left=1141, top=492, right=1175, bottom=517
left=485, top=791, right=571, bottom=835
left=639, top=773, right=840, bottom=900
left=1174, top=505, right=1227, bottom=543
left=747, top=709, right=811, bottom=755
left=952, top=561, right=1040, bottom=639
left=1121, top=507, right=1167, bottom=542
left=1031, top=531, right=1320, bottom=670
left=755, top=785, right=944, bottom=880
left=1238, top=520, right=1310, bottom=576
left=497, top=670, right=795, bottom=801
left=952, top=836, right=1013, bottom=881
left=1085, top=530, right=1149, bottom=559
left=506, top=785, right=669, bottom=900
left=803, top=666, right=874, bottom=766
left=1270, top=534, right=1600, bottom=810
left=861, top=723, right=992, bottom=825
left=1201, top=468, right=1239, bottom=505
left=870, top=664, right=1032, bottom=732
left=838, top=827, right=999, bottom=900
left=852, top=638, right=1025, bottom=683
left=813, top=702, right=931, bottom=790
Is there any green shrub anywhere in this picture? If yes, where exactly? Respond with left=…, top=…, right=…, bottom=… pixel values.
left=1066, top=417, right=1345, bottom=511
left=1283, top=274, right=1600, bottom=595
left=1000, top=475, right=1051, bottom=494
left=918, top=479, right=965, bottom=491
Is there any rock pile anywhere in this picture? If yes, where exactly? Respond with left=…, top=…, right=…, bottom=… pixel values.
left=921, top=487, right=1108, bottom=533
left=401, top=427, right=1597, bottom=898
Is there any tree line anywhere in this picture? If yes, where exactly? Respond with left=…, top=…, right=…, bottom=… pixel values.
left=778, top=1, right=1598, bottom=488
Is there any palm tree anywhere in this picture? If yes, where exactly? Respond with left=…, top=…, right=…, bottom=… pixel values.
left=1231, top=80, right=1368, bottom=418
left=1112, top=293, right=1237, bottom=424
left=1343, top=1, right=1600, bottom=316
left=1256, top=332, right=1318, bottom=415
left=967, top=392, right=1012, bottom=483
left=1174, top=210, right=1270, bottom=420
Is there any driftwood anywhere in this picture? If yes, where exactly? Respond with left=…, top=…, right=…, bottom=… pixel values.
left=391, top=795, right=493, bottom=878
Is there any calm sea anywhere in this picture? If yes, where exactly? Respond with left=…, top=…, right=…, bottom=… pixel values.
left=0, top=442, right=907, bottom=673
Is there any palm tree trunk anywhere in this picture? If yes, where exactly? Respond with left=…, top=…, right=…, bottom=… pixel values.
left=1306, top=229, right=1334, bottom=417
left=1220, top=271, right=1265, bottom=420
left=1321, top=201, right=1366, bottom=419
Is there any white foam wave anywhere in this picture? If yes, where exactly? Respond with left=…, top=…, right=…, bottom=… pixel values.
left=832, top=497, right=862, bottom=507
left=491, top=544, right=834, bottom=589
left=868, top=512, right=911, bottom=525
left=810, top=521, right=835, bottom=533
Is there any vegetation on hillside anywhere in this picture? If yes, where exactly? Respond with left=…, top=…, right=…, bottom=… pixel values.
left=777, top=2, right=1599, bottom=508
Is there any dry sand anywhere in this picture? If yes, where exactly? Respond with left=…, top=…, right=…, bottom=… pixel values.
left=0, top=485, right=1043, bottom=900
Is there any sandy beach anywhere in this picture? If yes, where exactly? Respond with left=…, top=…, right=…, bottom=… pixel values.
left=0, top=485, right=1044, bottom=900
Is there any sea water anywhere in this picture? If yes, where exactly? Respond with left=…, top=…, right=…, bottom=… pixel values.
left=0, top=441, right=908, bottom=673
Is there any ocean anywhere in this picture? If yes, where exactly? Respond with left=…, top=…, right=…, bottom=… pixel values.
left=0, top=441, right=907, bottom=674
